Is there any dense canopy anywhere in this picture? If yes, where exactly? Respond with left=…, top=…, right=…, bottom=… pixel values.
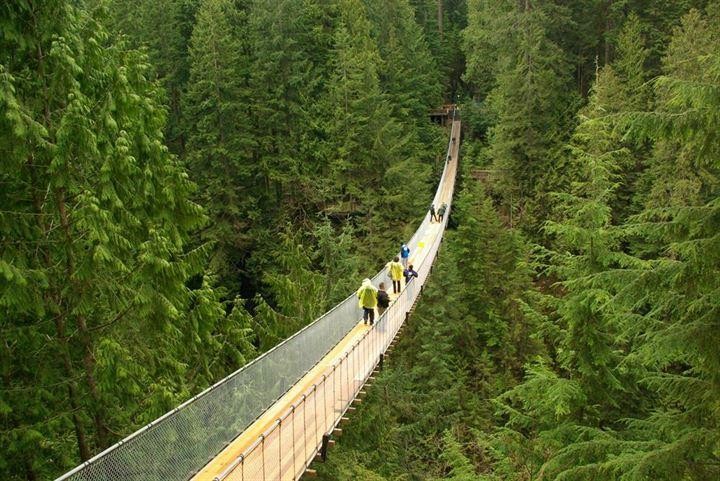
left=1, top=1, right=717, bottom=480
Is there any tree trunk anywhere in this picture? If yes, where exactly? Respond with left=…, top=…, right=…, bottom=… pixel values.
left=437, top=0, right=443, bottom=41
left=29, top=160, right=92, bottom=461
left=30, top=6, right=94, bottom=458
left=604, top=0, right=614, bottom=65
left=56, top=188, right=110, bottom=448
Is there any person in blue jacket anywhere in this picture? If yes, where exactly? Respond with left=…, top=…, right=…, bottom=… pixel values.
left=400, top=243, right=410, bottom=268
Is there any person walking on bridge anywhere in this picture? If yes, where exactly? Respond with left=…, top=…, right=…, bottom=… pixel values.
left=357, top=278, right=378, bottom=326
left=386, top=256, right=404, bottom=294
left=438, top=202, right=448, bottom=222
left=400, top=243, right=410, bottom=268
left=403, top=264, right=418, bottom=284
left=429, top=203, right=438, bottom=223
left=377, top=282, right=390, bottom=317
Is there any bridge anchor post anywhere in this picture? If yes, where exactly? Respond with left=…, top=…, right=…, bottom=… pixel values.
left=320, top=433, right=331, bottom=461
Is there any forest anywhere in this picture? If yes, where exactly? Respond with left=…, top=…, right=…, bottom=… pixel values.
left=0, top=0, right=718, bottom=480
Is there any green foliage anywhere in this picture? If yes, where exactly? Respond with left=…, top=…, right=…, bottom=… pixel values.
left=463, top=0, right=577, bottom=233
left=482, top=6, right=720, bottom=481
left=436, top=430, right=483, bottom=481
left=313, top=220, right=363, bottom=306
left=321, top=0, right=397, bottom=202
left=245, top=0, right=336, bottom=209
left=103, top=0, right=198, bottom=152
left=410, top=0, right=467, bottom=99
left=317, top=172, right=536, bottom=481
left=319, top=4, right=719, bottom=481
left=0, top=2, right=252, bottom=478
left=7, top=1, right=719, bottom=481
left=183, top=0, right=255, bottom=290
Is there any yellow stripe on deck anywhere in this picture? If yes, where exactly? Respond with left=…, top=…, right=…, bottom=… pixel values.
left=191, top=322, right=370, bottom=481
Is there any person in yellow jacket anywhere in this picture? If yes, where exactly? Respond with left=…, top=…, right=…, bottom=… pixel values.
left=356, top=278, right=378, bottom=326
left=386, top=256, right=404, bottom=294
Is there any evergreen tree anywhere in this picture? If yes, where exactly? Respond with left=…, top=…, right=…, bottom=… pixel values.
left=582, top=7, right=720, bottom=478
left=544, top=68, right=630, bottom=409
left=183, top=0, right=255, bottom=291
left=409, top=0, right=467, bottom=99
left=320, top=0, right=400, bottom=212
left=364, top=0, right=439, bottom=225
left=492, top=8, right=720, bottom=480
left=607, top=12, right=653, bottom=221
left=614, top=13, right=651, bottom=111
left=483, top=65, right=641, bottom=480
left=104, top=0, right=199, bottom=153
left=262, top=228, right=326, bottom=327
left=436, top=430, right=482, bottom=481
left=365, top=0, right=441, bottom=127
left=313, top=220, right=363, bottom=306
left=451, top=179, right=536, bottom=372
left=0, top=3, right=249, bottom=478
left=246, top=0, right=336, bottom=210
left=464, top=0, right=576, bottom=232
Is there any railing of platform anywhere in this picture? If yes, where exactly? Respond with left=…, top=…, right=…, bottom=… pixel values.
left=56, top=114, right=459, bottom=481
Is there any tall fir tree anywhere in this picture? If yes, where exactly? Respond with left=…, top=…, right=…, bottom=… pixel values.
left=0, top=2, right=250, bottom=478
left=246, top=0, right=336, bottom=211
left=463, top=0, right=576, bottom=232
left=320, top=0, right=401, bottom=217
left=103, top=0, right=199, bottom=154
left=183, top=0, right=255, bottom=291
left=592, top=6, right=720, bottom=478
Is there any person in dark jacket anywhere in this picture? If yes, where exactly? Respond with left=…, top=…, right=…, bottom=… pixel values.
left=403, top=264, right=418, bottom=284
left=438, top=202, right=448, bottom=222
left=377, top=282, right=390, bottom=316
left=429, top=203, right=438, bottom=222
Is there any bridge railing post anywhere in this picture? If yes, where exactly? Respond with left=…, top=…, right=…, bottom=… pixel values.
left=260, top=434, right=265, bottom=481
left=313, top=384, right=319, bottom=449
left=277, top=418, right=282, bottom=481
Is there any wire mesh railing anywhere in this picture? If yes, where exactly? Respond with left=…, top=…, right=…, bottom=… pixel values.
left=56, top=115, right=460, bottom=481
left=217, top=138, right=457, bottom=479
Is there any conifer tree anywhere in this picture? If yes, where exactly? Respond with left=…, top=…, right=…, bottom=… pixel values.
left=494, top=8, right=720, bottom=479
left=363, top=0, right=438, bottom=223
left=488, top=65, right=642, bottom=479
left=313, top=221, right=363, bottom=306
left=321, top=0, right=401, bottom=210
left=580, top=7, right=720, bottom=478
left=464, top=0, right=575, bottom=231
left=262, top=228, right=326, bottom=327
left=104, top=0, right=198, bottom=153
left=0, top=3, right=248, bottom=478
left=246, top=0, right=336, bottom=209
left=366, top=0, right=441, bottom=120
left=183, top=0, right=255, bottom=290
left=607, top=13, right=653, bottom=221
left=614, top=13, right=651, bottom=111
left=451, top=179, right=535, bottom=371
left=408, top=0, right=467, bottom=98
left=542, top=66, right=633, bottom=413
left=436, top=431, right=480, bottom=481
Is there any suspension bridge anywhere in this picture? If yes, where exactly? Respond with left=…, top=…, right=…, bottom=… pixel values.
left=56, top=113, right=461, bottom=481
